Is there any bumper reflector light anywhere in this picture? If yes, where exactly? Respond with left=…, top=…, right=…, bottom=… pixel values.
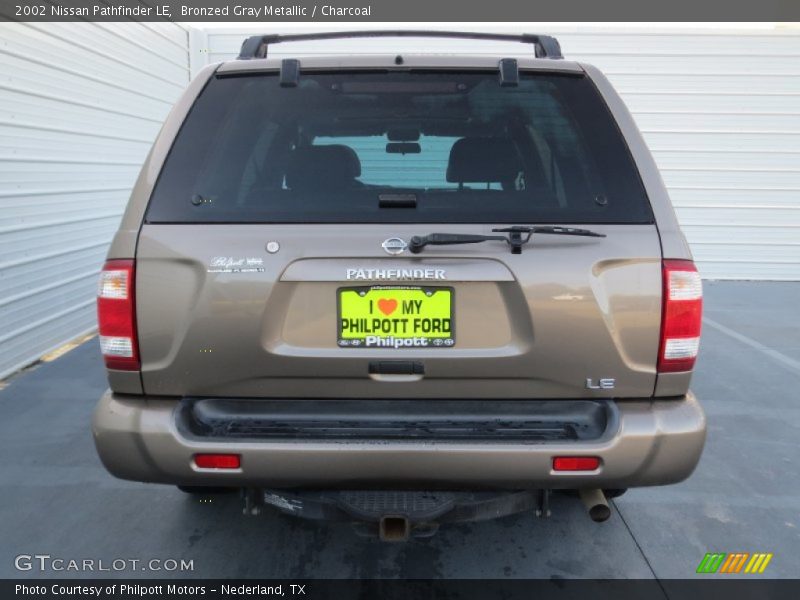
left=553, top=456, right=600, bottom=471
left=194, top=454, right=241, bottom=469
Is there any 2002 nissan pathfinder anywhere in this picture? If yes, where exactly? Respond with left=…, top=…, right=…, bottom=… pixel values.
left=92, top=31, right=706, bottom=540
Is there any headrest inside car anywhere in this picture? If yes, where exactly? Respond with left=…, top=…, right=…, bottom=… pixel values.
left=446, top=137, right=523, bottom=184
left=285, top=145, right=361, bottom=191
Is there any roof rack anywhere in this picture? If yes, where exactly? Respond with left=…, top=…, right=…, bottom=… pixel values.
left=237, top=30, right=563, bottom=61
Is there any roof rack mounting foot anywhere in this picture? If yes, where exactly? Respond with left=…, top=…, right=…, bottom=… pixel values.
left=280, top=59, right=300, bottom=87
left=498, top=58, right=519, bottom=87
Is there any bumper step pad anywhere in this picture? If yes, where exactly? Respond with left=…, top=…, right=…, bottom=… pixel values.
left=185, top=398, right=609, bottom=442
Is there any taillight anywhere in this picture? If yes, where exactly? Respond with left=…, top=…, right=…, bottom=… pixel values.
left=658, top=260, right=703, bottom=373
left=97, top=259, right=139, bottom=371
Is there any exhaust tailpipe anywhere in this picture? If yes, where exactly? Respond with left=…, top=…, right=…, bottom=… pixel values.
left=379, top=515, right=411, bottom=542
left=579, top=489, right=611, bottom=523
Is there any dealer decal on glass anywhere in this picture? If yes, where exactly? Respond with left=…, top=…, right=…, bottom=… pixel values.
left=338, top=286, right=454, bottom=349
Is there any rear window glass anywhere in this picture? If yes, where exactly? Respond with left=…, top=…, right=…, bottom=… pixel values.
left=145, top=71, right=652, bottom=224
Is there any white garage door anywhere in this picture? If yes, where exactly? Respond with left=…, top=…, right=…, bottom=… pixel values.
left=0, top=22, right=190, bottom=379
left=196, top=25, right=800, bottom=281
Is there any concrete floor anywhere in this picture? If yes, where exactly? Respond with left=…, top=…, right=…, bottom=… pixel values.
left=0, top=281, right=798, bottom=579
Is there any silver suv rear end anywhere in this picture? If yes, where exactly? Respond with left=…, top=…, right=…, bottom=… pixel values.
left=92, top=32, right=706, bottom=536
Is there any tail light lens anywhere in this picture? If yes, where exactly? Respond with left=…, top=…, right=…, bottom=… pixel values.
left=658, top=260, right=703, bottom=373
left=97, top=259, right=139, bottom=371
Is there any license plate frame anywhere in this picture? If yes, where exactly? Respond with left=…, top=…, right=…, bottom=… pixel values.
left=337, top=285, right=455, bottom=349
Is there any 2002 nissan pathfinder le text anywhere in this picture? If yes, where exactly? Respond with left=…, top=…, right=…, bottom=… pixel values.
left=92, top=31, right=706, bottom=540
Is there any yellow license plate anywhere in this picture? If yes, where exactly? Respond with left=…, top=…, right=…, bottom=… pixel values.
left=338, top=286, right=454, bottom=348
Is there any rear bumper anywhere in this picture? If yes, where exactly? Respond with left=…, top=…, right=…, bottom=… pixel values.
left=92, top=392, right=706, bottom=489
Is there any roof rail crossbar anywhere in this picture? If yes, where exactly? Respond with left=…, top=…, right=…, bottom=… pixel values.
left=237, top=30, right=563, bottom=60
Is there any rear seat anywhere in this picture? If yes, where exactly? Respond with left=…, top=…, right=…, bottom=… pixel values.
left=285, top=144, right=362, bottom=191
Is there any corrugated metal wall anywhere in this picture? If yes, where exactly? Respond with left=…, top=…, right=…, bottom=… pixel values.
left=0, top=22, right=190, bottom=379
left=197, top=25, right=800, bottom=281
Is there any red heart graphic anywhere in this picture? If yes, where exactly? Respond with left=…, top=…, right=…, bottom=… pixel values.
left=377, top=298, right=398, bottom=316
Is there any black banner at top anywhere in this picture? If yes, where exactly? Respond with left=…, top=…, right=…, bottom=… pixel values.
left=1, top=0, right=799, bottom=22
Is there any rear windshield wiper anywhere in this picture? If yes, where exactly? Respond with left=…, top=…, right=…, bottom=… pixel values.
left=409, top=226, right=606, bottom=255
